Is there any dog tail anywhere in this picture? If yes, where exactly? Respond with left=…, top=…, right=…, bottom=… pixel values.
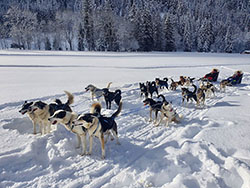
left=64, top=91, right=74, bottom=105
left=192, top=84, right=197, bottom=94
left=90, top=103, right=102, bottom=114
left=115, top=89, right=122, bottom=95
left=111, top=102, right=122, bottom=119
left=106, top=82, right=112, bottom=89
left=157, top=94, right=166, bottom=102
left=190, top=77, right=195, bottom=82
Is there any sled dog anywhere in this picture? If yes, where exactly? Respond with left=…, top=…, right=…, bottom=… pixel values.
left=181, top=84, right=197, bottom=105
left=143, top=95, right=168, bottom=124
left=19, top=101, right=42, bottom=134
left=102, top=88, right=122, bottom=109
left=156, top=102, right=183, bottom=126
left=74, top=102, right=122, bottom=159
left=29, top=91, right=74, bottom=134
left=48, top=110, right=88, bottom=155
left=85, top=82, right=112, bottom=101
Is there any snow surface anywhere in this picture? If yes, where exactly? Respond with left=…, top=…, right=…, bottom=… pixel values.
left=0, top=50, right=250, bottom=188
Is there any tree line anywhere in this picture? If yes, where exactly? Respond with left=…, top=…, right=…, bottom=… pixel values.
left=0, top=0, right=249, bottom=53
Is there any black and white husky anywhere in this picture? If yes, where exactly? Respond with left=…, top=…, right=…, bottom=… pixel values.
left=74, top=102, right=122, bottom=159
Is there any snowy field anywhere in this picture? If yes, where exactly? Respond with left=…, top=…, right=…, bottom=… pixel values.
left=0, top=50, right=250, bottom=188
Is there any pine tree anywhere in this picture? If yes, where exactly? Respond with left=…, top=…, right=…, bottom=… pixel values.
left=183, top=18, right=192, bottom=52
left=197, top=19, right=214, bottom=52
left=82, top=0, right=95, bottom=51
left=224, top=27, right=233, bottom=53
left=78, top=23, right=84, bottom=51
left=164, top=15, right=176, bottom=52
left=137, top=9, right=154, bottom=51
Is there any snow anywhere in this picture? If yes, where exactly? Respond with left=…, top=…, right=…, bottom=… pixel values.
left=0, top=50, right=250, bottom=188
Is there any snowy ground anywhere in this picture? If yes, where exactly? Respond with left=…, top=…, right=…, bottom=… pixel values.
left=0, top=50, right=250, bottom=188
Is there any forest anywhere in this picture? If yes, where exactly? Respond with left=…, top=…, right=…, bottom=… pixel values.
left=0, top=0, right=249, bottom=52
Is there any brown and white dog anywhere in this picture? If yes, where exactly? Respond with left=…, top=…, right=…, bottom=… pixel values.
left=170, top=78, right=179, bottom=91
left=220, top=80, right=230, bottom=92
left=19, top=101, right=42, bottom=134
left=200, top=81, right=216, bottom=98
left=156, top=102, right=183, bottom=126
left=196, top=88, right=206, bottom=107
left=29, top=91, right=74, bottom=135
left=74, top=102, right=122, bottom=159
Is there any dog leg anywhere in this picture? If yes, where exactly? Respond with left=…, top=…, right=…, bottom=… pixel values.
left=111, top=130, right=120, bottom=145
left=165, top=118, right=170, bottom=127
left=105, top=100, right=109, bottom=109
left=81, top=134, right=87, bottom=155
left=41, top=123, right=45, bottom=135
left=88, top=135, right=93, bottom=155
left=76, top=134, right=81, bottom=148
left=39, top=121, right=42, bottom=134
left=154, top=111, right=158, bottom=124
left=149, top=109, right=153, bottom=122
left=99, top=134, right=105, bottom=159
left=32, top=120, right=37, bottom=134
left=155, top=113, right=164, bottom=126
left=104, top=132, right=110, bottom=144
left=47, top=122, right=51, bottom=133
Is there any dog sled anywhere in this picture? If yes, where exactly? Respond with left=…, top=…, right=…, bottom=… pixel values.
left=225, top=70, right=243, bottom=85
left=201, top=68, right=219, bottom=82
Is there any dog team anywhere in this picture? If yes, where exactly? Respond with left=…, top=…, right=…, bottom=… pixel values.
left=140, top=69, right=243, bottom=127
left=19, top=69, right=243, bottom=158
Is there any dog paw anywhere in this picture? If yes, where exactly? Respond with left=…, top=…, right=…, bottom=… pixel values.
left=80, top=151, right=87, bottom=156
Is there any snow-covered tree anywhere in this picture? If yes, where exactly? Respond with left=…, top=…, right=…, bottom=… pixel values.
left=5, top=6, right=37, bottom=49
left=224, top=27, right=233, bottom=53
left=81, top=0, right=95, bottom=51
left=164, top=14, right=176, bottom=52
left=197, top=19, right=214, bottom=52
left=137, top=9, right=154, bottom=51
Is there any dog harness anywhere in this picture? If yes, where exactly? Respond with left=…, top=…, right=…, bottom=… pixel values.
left=92, top=121, right=100, bottom=135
